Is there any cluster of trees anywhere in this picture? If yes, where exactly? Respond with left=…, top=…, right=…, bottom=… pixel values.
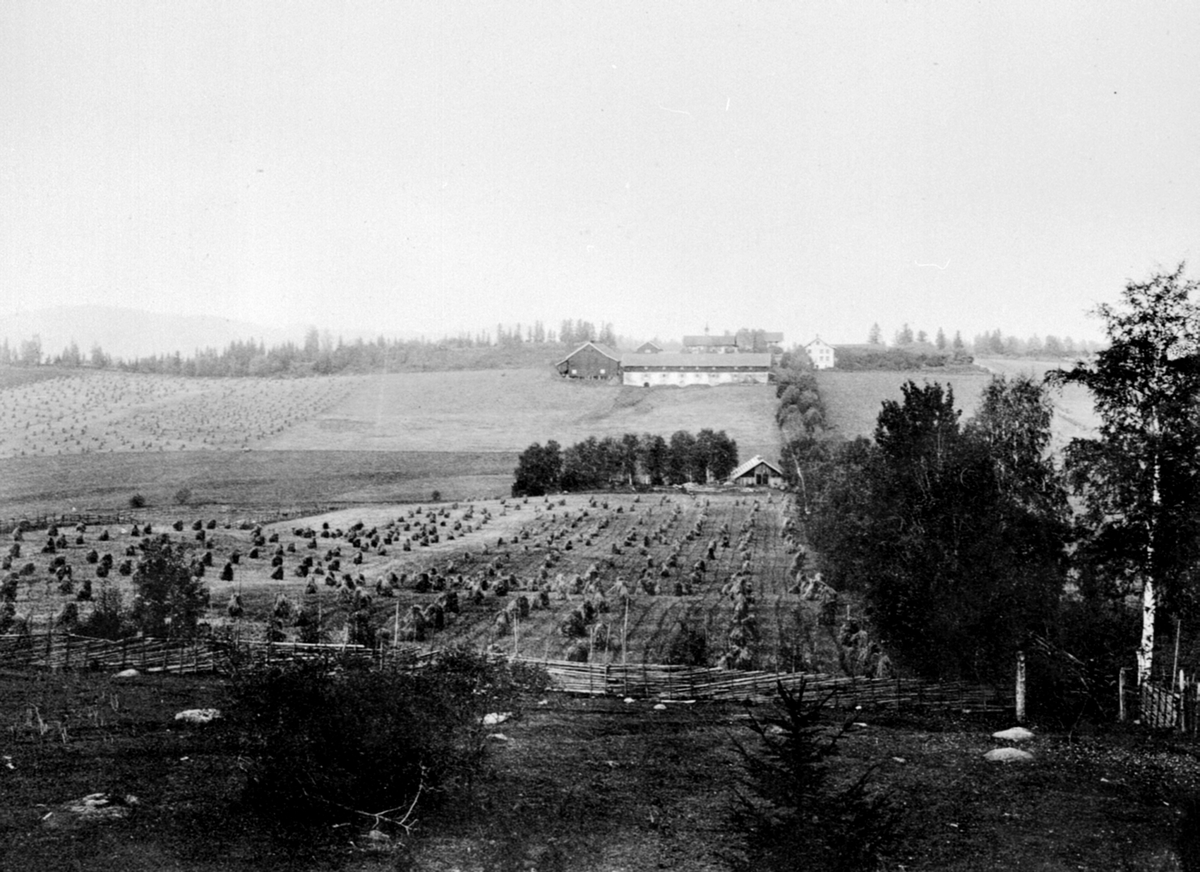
left=808, top=265, right=1200, bottom=705
left=863, top=322, right=1101, bottom=360
left=513, top=429, right=739, bottom=496
left=808, top=378, right=1069, bottom=680
left=972, top=329, right=1101, bottom=358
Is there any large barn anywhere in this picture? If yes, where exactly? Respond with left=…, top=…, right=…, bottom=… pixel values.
left=555, top=341, right=622, bottom=380
left=729, top=455, right=785, bottom=488
left=620, top=352, right=772, bottom=386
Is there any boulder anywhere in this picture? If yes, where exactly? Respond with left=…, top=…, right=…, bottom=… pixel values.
left=984, top=747, right=1034, bottom=763
left=174, top=708, right=222, bottom=725
left=992, top=726, right=1035, bottom=742
left=113, top=668, right=140, bottom=679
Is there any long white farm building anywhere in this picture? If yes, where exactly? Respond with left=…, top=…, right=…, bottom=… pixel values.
left=620, top=352, right=772, bottom=386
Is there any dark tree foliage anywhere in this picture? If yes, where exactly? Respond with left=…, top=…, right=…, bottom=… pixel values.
left=512, top=440, right=562, bottom=496
left=809, top=380, right=1069, bottom=680
left=638, top=433, right=669, bottom=486
left=729, top=681, right=898, bottom=872
left=515, top=429, right=739, bottom=492
left=666, top=430, right=698, bottom=485
left=1053, top=264, right=1200, bottom=679
left=130, top=536, right=211, bottom=639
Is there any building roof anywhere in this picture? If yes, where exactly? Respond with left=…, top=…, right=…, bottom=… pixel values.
left=621, top=352, right=773, bottom=369
left=682, top=334, right=738, bottom=347
left=635, top=341, right=663, bottom=352
left=555, top=341, right=621, bottom=366
left=805, top=337, right=835, bottom=348
left=729, top=454, right=785, bottom=481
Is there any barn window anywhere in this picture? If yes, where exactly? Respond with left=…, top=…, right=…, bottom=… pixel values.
left=600, top=368, right=606, bottom=375
left=571, top=368, right=577, bottom=374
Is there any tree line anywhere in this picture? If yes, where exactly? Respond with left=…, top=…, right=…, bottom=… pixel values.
left=513, top=429, right=739, bottom=496
left=801, top=265, right=1200, bottom=719
left=0, top=318, right=630, bottom=378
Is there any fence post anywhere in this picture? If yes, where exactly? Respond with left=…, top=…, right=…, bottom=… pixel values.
left=1118, top=667, right=1127, bottom=722
left=1015, top=650, right=1027, bottom=724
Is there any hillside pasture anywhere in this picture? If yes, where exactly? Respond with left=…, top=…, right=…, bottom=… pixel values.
left=4, top=492, right=845, bottom=672
left=818, top=362, right=1100, bottom=450
left=264, top=368, right=781, bottom=460
left=974, top=356, right=1102, bottom=450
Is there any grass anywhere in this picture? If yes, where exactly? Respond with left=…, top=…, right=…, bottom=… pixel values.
left=3, top=669, right=1198, bottom=871
left=818, top=359, right=1100, bottom=450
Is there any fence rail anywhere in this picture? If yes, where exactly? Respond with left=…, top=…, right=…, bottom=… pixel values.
left=0, top=632, right=1012, bottom=713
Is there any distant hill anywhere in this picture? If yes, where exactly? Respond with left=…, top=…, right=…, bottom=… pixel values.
left=1, top=305, right=300, bottom=362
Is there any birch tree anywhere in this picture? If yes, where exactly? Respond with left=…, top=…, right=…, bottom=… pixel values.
left=1055, top=264, right=1200, bottom=684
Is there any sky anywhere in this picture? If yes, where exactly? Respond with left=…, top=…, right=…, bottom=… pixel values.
left=4, top=2, right=1200, bottom=348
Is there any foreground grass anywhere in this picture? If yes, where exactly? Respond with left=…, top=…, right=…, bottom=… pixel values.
left=3, top=668, right=1199, bottom=872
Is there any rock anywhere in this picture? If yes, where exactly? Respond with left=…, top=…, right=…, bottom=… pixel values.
left=992, top=726, right=1035, bottom=742
left=174, top=708, right=221, bottom=725
left=984, top=747, right=1034, bottom=763
left=42, top=793, right=139, bottom=829
left=653, top=703, right=667, bottom=711
left=623, top=697, right=636, bottom=704
left=487, top=733, right=509, bottom=742
left=481, top=711, right=512, bottom=726
left=113, top=668, right=140, bottom=679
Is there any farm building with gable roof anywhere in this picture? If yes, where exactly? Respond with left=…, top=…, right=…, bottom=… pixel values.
left=555, top=341, right=622, bottom=380
left=634, top=341, right=663, bottom=354
left=620, top=352, right=772, bottom=387
left=729, top=455, right=785, bottom=488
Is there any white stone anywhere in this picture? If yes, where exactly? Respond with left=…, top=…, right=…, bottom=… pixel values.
left=623, top=697, right=636, bottom=704
left=487, top=733, right=509, bottom=742
left=113, top=668, right=140, bottom=679
left=984, top=747, right=1034, bottom=763
left=174, top=708, right=221, bottom=724
left=481, top=711, right=512, bottom=726
left=653, top=703, right=667, bottom=711
left=992, top=726, right=1035, bottom=742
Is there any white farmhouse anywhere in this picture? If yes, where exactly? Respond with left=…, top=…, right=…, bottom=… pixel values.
left=804, top=337, right=836, bottom=370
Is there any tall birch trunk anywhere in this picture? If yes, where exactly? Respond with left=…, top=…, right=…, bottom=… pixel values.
left=1137, top=445, right=1161, bottom=686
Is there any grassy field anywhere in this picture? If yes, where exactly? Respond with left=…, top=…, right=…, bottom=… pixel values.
left=818, top=359, right=1101, bottom=451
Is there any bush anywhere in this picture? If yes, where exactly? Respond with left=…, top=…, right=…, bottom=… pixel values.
left=174, top=487, right=192, bottom=506
left=729, top=681, right=899, bottom=872
left=129, top=493, right=147, bottom=509
left=224, top=649, right=547, bottom=840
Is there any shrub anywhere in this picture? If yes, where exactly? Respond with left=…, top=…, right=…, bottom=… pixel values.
left=174, top=487, right=192, bottom=506
left=129, top=493, right=146, bottom=509
left=224, top=650, right=546, bottom=840
left=729, top=681, right=899, bottom=872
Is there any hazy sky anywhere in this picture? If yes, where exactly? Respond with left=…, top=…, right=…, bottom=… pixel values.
left=4, top=3, right=1200, bottom=346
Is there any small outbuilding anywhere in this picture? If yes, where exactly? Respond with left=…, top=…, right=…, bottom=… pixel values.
left=555, top=341, right=622, bottom=380
left=635, top=341, right=663, bottom=354
left=729, top=455, right=786, bottom=488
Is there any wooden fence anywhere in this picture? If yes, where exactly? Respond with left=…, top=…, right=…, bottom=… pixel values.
left=1131, top=672, right=1200, bottom=735
left=0, top=631, right=1012, bottom=712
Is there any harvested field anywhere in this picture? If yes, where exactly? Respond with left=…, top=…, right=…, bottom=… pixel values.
left=3, top=492, right=849, bottom=672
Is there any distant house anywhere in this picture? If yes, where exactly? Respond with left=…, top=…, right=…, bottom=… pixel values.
left=804, top=337, right=836, bottom=370
left=635, top=341, right=663, bottom=354
left=729, top=455, right=785, bottom=488
left=555, top=341, right=621, bottom=380
left=621, top=352, right=772, bottom=386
